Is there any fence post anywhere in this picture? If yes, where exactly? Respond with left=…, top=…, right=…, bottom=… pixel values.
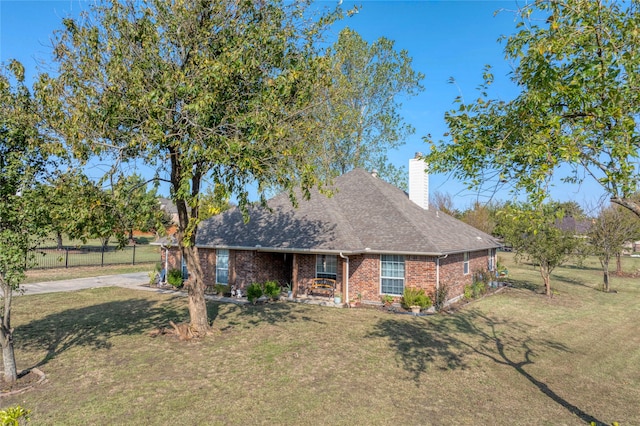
left=65, top=248, right=69, bottom=268
left=101, top=245, right=105, bottom=267
left=132, top=245, right=136, bottom=265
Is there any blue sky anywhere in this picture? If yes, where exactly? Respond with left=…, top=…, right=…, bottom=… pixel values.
left=0, top=0, right=606, bottom=210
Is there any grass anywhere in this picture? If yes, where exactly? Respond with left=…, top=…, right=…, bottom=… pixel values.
left=2, top=253, right=639, bottom=425
left=23, top=264, right=157, bottom=284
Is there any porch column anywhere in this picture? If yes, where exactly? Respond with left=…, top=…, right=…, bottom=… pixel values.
left=292, top=253, right=299, bottom=297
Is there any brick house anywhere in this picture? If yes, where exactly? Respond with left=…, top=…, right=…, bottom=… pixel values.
left=162, top=165, right=500, bottom=305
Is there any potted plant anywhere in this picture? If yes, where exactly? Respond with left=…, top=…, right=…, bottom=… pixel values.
left=283, top=282, right=293, bottom=299
left=334, top=292, right=342, bottom=305
left=381, top=294, right=394, bottom=307
left=401, top=287, right=432, bottom=314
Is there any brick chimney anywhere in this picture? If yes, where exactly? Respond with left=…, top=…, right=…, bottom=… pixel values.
left=409, top=153, right=429, bottom=209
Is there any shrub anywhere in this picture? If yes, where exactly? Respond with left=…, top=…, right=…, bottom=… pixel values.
left=472, top=280, right=487, bottom=298
left=0, top=405, right=31, bottom=425
left=214, top=284, right=227, bottom=295
left=246, top=283, right=263, bottom=304
left=263, top=280, right=281, bottom=300
left=381, top=294, right=394, bottom=305
left=464, top=281, right=487, bottom=301
left=434, top=283, right=449, bottom=311
left=401, top=287, right=432, bottom=309
left=167, top=268, right=183, bottom=288
left=464, top=284, right=474, bottom=300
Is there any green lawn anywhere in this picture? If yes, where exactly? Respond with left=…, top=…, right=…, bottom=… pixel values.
left=3, top=253, right=639, bottom=425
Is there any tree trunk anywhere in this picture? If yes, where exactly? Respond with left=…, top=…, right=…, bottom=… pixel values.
left=183, top=246, right=210, bottom=335
left=616, top=252, right=622, bottom=274
left=56, top=231, right=63, bottom=250
left=1, top=335, right=17, bottom=383
left=602, top=258, right=610, bottom=292
left=540, top=265, right=552, bottom=297
left=0, top=283, right=17, bottom=383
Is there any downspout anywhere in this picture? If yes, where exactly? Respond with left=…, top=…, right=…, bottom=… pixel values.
left=160, top=243, right=169, bottom=283
left=339, top=252, right=349, bottom=303
left=436, top=254, right=448, bottom=293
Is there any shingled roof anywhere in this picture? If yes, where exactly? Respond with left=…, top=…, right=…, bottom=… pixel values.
left=196, top=168, right=500, bottom=255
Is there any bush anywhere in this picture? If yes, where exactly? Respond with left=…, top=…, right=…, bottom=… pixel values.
left=0, top=405, right=31, bottom=425
left=464, top=285, right=474, bottom=301
left=464, top=281, right=487, bottom=300
left=263, top=280, right=280, bottom=300
left=167, top=268, right=183, bottom=288
left=401, top=287, right=432, bottom=310
left=246, top=283, right=263, bottom=304
left=381, top=294, right=394, bottom=305
left=434, top=283, right=449, bottom=311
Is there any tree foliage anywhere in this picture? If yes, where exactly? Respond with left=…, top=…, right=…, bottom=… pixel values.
left=41, top=0, right=347, bottom=334
left=425, top=0, right=640, bottom=215
left=430, top=191, right=460, bottom=217
left=0, top=61, right=57, bottom=382
left=460, top=201, right=499, bottom=235
left=314, top=28, right=424, bottom=189
left=496, top=202, right=581, bottom=296
left=588, top=201, right=640, bottom=292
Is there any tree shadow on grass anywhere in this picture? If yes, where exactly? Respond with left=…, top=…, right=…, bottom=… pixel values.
left=15, top=297, right=186, bottom=370
left=211, top=299, right=325, bottom=330
left=369, top=309, right=605, bottom=425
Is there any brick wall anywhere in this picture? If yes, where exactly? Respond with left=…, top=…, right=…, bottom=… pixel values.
left=294, top=254, right=344, bottom=295
left=439, top=250, right=491, bottom=301
left=167, top=246, right=492, bottom=303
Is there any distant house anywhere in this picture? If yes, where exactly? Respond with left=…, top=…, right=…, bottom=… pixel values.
left=163, top=161, right=500, bottom=305
left=556, top=216, right=592, bottom=235
left=159, top=197, right=179, bottom=225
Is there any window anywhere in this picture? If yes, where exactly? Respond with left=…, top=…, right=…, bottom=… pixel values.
left=216, top=249, right=229, bottom=285
left=181, top=256, right=189, bottom=279
left=316, top=255, right=337, bottom=279
left=488, top=249, right=495, bottom=272
left=463, top=252, right=470, bottom=275
left=381, top=255, right=404, bottom=296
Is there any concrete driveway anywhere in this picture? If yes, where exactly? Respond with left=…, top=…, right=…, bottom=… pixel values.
left=19, top=272, right=151, bottom=296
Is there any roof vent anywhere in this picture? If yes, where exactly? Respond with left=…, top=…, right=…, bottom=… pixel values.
left=371, top=169, right=378, bottom=178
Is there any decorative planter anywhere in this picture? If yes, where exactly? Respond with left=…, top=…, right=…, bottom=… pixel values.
left=410, top=305, right=421, bottom=314
left=334, top=296, right=342, bottom=305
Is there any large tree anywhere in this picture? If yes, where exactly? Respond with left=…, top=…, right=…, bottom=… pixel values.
left=314, top=28, right=424, bottom=189
left=424, top=0, right=640, bottom=215
left=41, top=0, right=346, bottom=335
left=0, top=61, right=56, bottom=382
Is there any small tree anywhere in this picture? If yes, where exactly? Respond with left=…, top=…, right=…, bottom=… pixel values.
left=497, top=202, right=580, bottom=296
left=588, top=203, right=640, bottom=292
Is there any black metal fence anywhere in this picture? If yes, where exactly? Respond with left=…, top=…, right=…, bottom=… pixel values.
left=28, top=245, right=160, bottom=269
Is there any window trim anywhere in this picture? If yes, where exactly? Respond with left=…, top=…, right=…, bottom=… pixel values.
left=380, top=254, right=405, bottom=296
left=463, top=252, right=470, bottom=275
left=488, top=249, right=495, bottom=272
